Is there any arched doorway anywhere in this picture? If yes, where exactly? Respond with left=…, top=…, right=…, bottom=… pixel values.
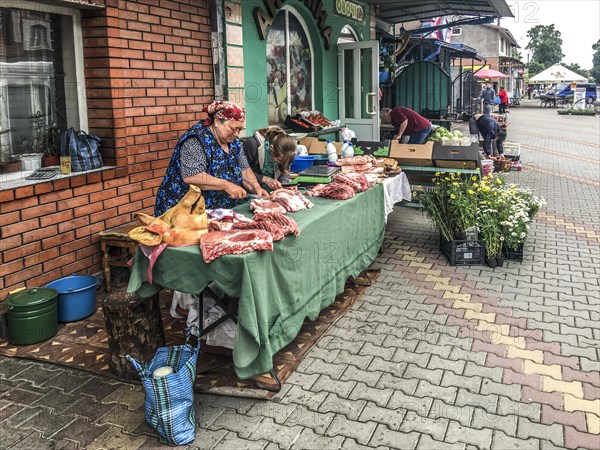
left=266, top=7, right=314, bottom=125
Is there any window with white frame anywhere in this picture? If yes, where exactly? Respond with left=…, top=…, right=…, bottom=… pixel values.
left=451, top=27, right=462, bottom=36
left=0, top=3, right=86, bottom=166
left=266, top=7, right=314, bottom=125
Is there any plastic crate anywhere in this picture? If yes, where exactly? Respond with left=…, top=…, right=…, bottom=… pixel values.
left=440, top=238, right=486, bottom=266
left=503, top=142, right=521, bottom=160
left=503, top=243, right=524, bottom=262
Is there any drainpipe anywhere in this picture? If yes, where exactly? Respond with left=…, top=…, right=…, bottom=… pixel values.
left=210, top=0, right=225, bottom=101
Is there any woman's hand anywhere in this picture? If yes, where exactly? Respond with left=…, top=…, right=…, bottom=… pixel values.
left=254, top=187, right=270, bottom=197
left=263, top=176, right=282, bottom=190
left=223, top=181, right=247, bottom=199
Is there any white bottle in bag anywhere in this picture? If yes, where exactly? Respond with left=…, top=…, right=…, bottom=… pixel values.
left=342, top=142, right=354, bottom=159
left=326, top=140, right=338, bottom=162
left=340, top=140, right=348, bottom=157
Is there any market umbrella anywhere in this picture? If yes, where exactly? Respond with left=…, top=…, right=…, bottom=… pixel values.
left=473, top=68, right=508, bottom=79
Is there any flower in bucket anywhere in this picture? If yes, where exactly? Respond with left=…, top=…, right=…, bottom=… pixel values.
left=420, top=172, right=481, bottom=242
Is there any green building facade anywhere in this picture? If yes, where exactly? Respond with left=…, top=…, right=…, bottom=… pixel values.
left=222, top=1, right=373, bottom=133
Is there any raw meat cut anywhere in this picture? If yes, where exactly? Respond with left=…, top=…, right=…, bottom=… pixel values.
left=306, top=182, right=356, bottom=200
left=333, top=173, right=370, bottom=192
left=253, top=212, right=301, bottom=236
left=270, top=189, right=314, bottom=212
left=340, top=163, right=373, bottom=173
left=207, top=208, right=253, bottom=231
left=335, top=155, right=376, bottom=166
left=232, top=220, right=285, bottom=241
left=200, top=229, right=273, bottom=263
left=250, top=198, right=287, bottom=214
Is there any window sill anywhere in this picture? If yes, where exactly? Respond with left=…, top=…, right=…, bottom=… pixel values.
left=0, top=165, right=129, bottom=197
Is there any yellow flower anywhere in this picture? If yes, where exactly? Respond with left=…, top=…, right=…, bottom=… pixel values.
left=435, top=172, right=442, bottom=176
left=450, top=194, right=456, bottom=200
left=472, top=176, right=477, bottom=181
left=468, top=189, right=475, bottom=195
left=444, top=177, right=450, bottom=181
left=472, top=183, right=479, bottom=187
left=496, top=179, right=503, bottom=185
left=483, top=186, right=491, bottom=192
left=452, top=182, right=459, bottom=187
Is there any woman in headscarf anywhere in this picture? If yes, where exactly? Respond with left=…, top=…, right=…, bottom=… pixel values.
left=155, top=101, right=269, bottom=215
left=242, top=126, right=296, bottom=190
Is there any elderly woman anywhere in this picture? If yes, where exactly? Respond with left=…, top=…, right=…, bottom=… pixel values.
left=243, top=126, right=297, bottom=190
left=155, top=101, right=268, bottom=215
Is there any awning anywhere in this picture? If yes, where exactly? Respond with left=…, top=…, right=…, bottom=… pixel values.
left=368, top=0, right=513, bottom=23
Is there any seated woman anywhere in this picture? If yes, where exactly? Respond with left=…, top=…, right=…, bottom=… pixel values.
left=243, top=127, right=297, bottom=190
left=155, top=100, right=268, bottom=216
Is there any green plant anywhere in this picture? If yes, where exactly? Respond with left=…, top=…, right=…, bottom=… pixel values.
left=29, top=112, right=61, bottom=156
left=420, top=172, right=480, bottom=241
left=557, top=109, right=595, bottom=116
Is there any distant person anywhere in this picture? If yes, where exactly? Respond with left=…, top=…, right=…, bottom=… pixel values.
left=477, top=83, right=496, bottom=116
left=498, top=86, right=509, bottom=114
left=469, top=114, right=506, bottom=159
left=527, top=86, right=532, bottom=99
left=380, top=106, right=432, bottom=144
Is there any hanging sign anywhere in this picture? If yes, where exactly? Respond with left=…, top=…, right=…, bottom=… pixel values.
left=333, top=0, right=365, bottom=24
left=253, top=0, right=333, bottom=49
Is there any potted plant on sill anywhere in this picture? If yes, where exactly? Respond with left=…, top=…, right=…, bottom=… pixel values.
left=41, top=126, right=61, bottom=167
left=0, top=128, right=22, bottom=173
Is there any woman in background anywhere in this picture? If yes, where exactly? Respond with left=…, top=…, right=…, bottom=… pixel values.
left=243, top=126, right=297, bottom=190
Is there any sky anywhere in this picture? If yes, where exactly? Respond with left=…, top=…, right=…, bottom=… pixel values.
left=499, top=0, right=600, bottom=68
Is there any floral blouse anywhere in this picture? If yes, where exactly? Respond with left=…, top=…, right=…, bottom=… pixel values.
left=154, top=120, right=249, bottom=215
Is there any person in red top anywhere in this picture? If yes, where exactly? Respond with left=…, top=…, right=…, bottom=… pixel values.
left=380, top=106, right=432, bottom=143
left=498, top=86, right=509, bottom=114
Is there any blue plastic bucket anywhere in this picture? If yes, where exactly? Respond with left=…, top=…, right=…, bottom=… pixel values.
left=45, top=275, right=99, bottom=322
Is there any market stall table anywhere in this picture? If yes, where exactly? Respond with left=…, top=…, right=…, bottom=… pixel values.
left=127, top=184, right=385, bottom=380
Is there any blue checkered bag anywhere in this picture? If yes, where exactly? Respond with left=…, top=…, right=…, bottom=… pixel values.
left=127, top=329, right=200, bottom=445
left=60, top=128, right=103, bottom=172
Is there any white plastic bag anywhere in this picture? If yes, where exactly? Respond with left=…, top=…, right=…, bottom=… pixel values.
left=340, top=127, right=357, bottom=141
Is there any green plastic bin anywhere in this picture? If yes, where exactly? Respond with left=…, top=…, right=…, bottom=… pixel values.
left=5, top=288, right=58, bottom=345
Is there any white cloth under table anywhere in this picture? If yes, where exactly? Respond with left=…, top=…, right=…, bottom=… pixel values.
left=382, top=173, right=411, bottom=221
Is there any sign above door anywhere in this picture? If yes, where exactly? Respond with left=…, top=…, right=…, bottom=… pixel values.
left=253, top=0, right=333, bottom=50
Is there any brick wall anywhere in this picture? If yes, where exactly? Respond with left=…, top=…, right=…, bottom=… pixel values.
left=0, top=0, right=214, bottom=299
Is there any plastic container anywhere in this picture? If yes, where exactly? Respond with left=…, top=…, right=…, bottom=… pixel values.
left=342, top=142, right=354, bottom=158
left=290, top=155, right=316, bottom=173
left=312, top=154, right=329, bottom=166
left=45, top=275, right=99, bottom=322
left=340, top=140, right=348, bottom=156
left=5, top=288, right=58, bottom=345
left=20, top=153, right=43, bottom=171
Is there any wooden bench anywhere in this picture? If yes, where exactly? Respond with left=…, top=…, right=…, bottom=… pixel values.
left=98, top=224, right=139, bottom=292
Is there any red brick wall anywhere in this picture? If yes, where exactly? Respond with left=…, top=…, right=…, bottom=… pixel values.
left=0, top=0, right=214, bottom=299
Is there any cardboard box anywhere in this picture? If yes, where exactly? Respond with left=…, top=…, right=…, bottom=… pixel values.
left=350, top=139, right=391, bottom=156
left=305, top=138, right=343, bottom=155
left=433, top=142, right=481, bottom=169
left=389, top=141, right=434, bottom=167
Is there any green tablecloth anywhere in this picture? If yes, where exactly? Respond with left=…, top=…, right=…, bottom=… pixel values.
left=127, top=183, right=385, bottom=379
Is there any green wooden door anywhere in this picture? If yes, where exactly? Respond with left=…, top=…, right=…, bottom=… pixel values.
left=394, top=61, right=450, bottom=116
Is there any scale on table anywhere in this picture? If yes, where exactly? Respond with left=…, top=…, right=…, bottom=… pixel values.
left=25, top=167, right=60, bottom=180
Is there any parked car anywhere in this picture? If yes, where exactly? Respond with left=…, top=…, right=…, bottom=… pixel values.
left=557, top=83, right=597, bottom=104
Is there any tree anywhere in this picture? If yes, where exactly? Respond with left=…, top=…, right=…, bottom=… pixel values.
left=563, top=63, right=591, bottom=81
left=592, top=40, right=600, bottom=82
left=511, top=48, right=523, bottom=62
left=527, top=60, right=545, bottom=78
left=526, top=25, right=564, bottom=69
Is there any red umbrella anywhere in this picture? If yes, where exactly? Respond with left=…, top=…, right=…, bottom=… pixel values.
left=473, top=68, right=508, bottom=79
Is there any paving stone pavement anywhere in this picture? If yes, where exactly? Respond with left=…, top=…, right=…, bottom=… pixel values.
left=1, top=102, right=599, bottom=449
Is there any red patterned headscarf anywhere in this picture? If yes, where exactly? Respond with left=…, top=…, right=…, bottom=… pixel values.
left=202, top=101, right=245, bottom=125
